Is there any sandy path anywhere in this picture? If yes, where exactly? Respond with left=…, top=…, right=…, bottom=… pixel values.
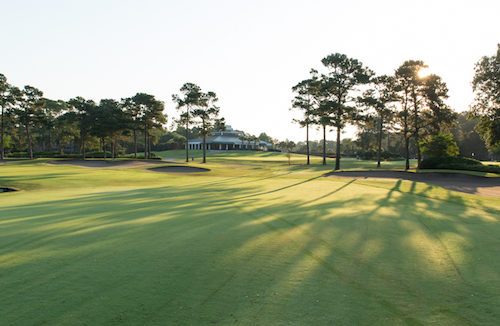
left=326, top=171, right=500, bottom=198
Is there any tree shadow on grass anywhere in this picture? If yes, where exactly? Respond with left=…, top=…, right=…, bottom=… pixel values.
left=0, top=175, right=499, bottom=325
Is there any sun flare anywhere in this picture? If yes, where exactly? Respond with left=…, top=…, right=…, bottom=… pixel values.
left=418, top=67, right=431, bottom=79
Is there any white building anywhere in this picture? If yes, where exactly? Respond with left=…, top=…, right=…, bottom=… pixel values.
left=187, top=126, right=272, bottom=151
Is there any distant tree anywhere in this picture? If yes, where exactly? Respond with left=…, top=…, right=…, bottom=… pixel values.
left=258, top=132, right=274, bottom=145
left=41, top=99, right=67, bottom=152
left=173, top=83, right=203, bottom=162
left=278, top=139, right=296, bottom=165
left=14, top=86, right=45, bottom=159
left=292, top=73, right=321, bottom=165
left=355, top=118, right=378, bottom=151
left=470, top=44, right=500, bottom=151
left=451, top=112, right=489, bottom=159
left=54, top=112, right=78, bottom=154
left=0, top=74, right=15, bottom=159
left=238, top=132, right=248, bottom=150
left=358, top=75, right=398, bottom=167
left=67, top=97, right=98, bottom=160
left=93, top=99, right=129, bottom=159
left=321, top=53, right=373, bottom=170
left=0, top=74, right=7, bottom=159
left=191, top=90, right=225, bottom=163
left=121, top=97, right=141, bottom=158
left=128, top=93, right=166, bottom=159
left=422, top=74, right=456, bottom=135
left=395, top=60, right=428, bottom=167
left=395, top=62, right=415, bottom=170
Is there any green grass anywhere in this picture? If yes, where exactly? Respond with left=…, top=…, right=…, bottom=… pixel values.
left=1, top=153, right=499, bottom=325
left=156, top=150, right=419, bottom=169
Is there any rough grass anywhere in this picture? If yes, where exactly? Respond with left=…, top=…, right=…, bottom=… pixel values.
left=1, top=154, right=499, bottom=325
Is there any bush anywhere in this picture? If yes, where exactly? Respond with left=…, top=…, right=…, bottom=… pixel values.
left=419, top=156, right=500, bottom=173
left=127, top=153, right=161, bottom=160
left=85, top=151, right=113, bottom=158
left=420, top=134, right=459, bottom=158
left=357, top=150, right=402, bottom=161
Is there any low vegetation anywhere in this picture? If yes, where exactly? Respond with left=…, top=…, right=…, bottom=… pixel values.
left=420, top=156, right=500, bottom=174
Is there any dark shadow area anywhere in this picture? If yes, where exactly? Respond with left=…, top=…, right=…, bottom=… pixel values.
left=47, top=160, right=168, bottom=168
left=0, top=187, right=17, bottom=193
left=149, top=166, right=211, bottom=173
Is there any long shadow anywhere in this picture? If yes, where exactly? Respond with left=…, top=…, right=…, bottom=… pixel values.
left=1, top=170, right=499, bottom=325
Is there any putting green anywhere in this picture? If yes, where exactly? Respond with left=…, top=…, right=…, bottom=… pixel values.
left=0, top=154, right=499, bottom=325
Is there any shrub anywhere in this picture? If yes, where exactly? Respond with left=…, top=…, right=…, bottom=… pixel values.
left=419, top=156, right=500, bottom=173
left=420, top=134, right=459, bottom=158
left=357, top=150, right=402, bottom=161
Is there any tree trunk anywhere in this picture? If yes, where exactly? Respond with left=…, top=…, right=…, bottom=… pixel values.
left=144, top=126, right=147, bottom=160
left=335, top=126, right=341, bottom=170
left=416, top=135, right=421, bottom=167
left=185, top=122, right=189, bottom=162
left=103, top=138, right=107, bottom=159
left=26, top=124, right=33, bottom=160
left=133, top=129, right=137, bottom=158
left=81, top=131, right=86, bottom=160
left=1, top=106, right=4, bottom=160
left=59, top=137, right=63, bottom=155
left=403, top=97, right=409, bottom=170
left=322, top=124, right=326, bottom=166
left=413, top=94, right=422, bottom=167
left=306, top=124, right=310, bottom=165
left=202, top=134, right=206, bottom=163
left=377, top=116, right=383, bottom=168
left=48, top=132, right=52, bottom=152
left=148, top=135, right=152, bottom=159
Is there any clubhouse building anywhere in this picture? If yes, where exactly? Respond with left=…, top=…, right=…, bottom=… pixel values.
left=187, top=126, right=272, bottom=151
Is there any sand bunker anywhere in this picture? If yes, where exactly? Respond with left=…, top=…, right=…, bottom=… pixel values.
left=149, top=166, right=210, bottom=173
left=0, top=187, right=17, bottom=193
left=326, top=171, right=500, bottom=198
left=47, top=160, right=168, bottom=169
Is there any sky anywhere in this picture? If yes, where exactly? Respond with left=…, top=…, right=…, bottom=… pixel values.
left=1, top=0, right=498, bottom=142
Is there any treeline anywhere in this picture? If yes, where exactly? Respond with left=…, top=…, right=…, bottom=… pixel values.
left=0, top=77, right=167, bottom=160
left=292, top=45, right=500, bottom=169
left=0, top=79, right=230, bottom=161
left=289, top=111, right=491, bottom=161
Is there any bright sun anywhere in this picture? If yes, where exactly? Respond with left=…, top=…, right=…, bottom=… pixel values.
left=418, top=67, right=431, bottom=79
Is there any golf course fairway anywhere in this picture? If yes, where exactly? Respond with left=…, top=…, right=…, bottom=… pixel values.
left=1, top=153, right=499, bottom=325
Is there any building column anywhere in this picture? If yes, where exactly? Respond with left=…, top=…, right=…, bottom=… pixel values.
left=226, top=144, right=228, bottom=150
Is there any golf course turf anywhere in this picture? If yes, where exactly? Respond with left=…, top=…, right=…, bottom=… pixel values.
left=1, top=153, right=499, bottom=325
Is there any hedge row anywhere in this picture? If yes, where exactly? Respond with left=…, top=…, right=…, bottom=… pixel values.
left=419, top=156, right=500, bottom=174
left=6, top=151, right=160, bottom=159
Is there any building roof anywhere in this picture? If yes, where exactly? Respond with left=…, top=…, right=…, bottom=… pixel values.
left=187, top=125, right=272, bottom=147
